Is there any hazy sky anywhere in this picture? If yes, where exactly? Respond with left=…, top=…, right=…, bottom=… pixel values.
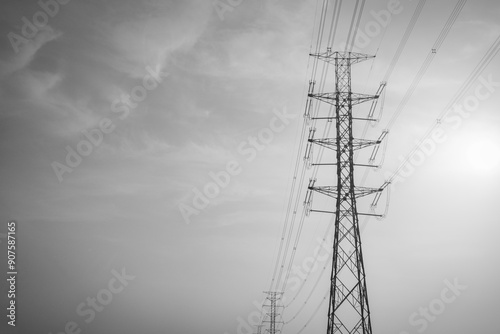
left=0, top=0, right=499, bottom=334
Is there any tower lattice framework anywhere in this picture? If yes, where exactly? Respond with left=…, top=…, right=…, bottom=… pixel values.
left=262, top=291, right=283, bottom=334
left=305, top=50, right=384, bottom=334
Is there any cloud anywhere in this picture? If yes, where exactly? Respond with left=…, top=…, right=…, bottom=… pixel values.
left=0, top=25, right=62, bottom=76
left=100, top=0, right=213, bottom=79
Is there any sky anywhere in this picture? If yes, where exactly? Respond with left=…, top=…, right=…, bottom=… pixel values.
left=0, top=0, right=499, bottom=334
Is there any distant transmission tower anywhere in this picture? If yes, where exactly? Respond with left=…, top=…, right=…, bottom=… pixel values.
left=304, top=50, right=385, bottom=334
left=262, top=291, right=284, bottom=334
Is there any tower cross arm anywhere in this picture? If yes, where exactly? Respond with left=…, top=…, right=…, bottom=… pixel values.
left=308, top=92, right=379, bottom=106
left=309, top=50, right=375, bottom=65
left=309, top=138, right=382, bottom=151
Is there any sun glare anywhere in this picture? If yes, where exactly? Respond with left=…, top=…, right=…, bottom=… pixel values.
left=464, top=135, right=500, bottom=173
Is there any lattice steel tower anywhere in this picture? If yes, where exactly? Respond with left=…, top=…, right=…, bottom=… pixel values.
left=262, top=291, right=283, bottom=334
left=304, top=50, right=384, bottom=334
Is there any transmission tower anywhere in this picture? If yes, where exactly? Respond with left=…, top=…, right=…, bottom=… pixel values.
left=262, top=291, right=284, bottom=334
left=304, top=50, right=385, bottom=334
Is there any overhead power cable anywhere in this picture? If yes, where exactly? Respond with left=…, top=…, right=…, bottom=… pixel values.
left=384, top=32, right=500, bottom=187
left=383, top=0, right=428, bottom=82
left=357, top=0, right=468, bottom=188
left=282, top=0, right=468, bottom=322
left=269, top=0, right=335, bottom=292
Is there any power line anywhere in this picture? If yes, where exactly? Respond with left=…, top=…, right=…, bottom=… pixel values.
left=294, top=290, right=329, bottom=334
left=346, top=0, right=367, bottom=52
left=283, top=0, right=430, bottom=315
left=356, top=0, right=468, bottom=192
left=269, top=0, right=336, bottom=292
left=385, top=32, right=500, bottom=186
left=385, top=0, right=467, bottom=129
left=271, top=0, right=348, bottom=293
left=355, top=0, right=427, bottom=163
left=383, top=0, right=428, bottom=82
